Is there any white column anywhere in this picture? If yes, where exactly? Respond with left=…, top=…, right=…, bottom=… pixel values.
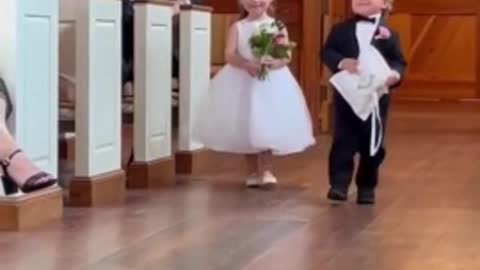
left=59, top=0, right=124, bottom=205
left=133, top=1, right=173, bottom=162
left=0, top=0, right=59, bottom=186
left=74, top=0, right=122, bottom=177
left=178, top=6, right=212, bottom=152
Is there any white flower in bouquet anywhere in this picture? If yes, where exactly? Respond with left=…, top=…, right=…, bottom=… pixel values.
left=258, top=22, right=277, bottom=34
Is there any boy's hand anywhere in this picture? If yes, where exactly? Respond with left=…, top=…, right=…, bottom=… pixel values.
left=385, top=71, right=401, bottom=87
left=339, top=58, right=359, bottom=74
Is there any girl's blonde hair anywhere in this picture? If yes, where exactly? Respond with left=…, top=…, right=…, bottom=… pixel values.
left=238, top=0, right=275, bottom=20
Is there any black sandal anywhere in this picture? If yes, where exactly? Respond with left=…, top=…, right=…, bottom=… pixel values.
left=1, top=149, right=57, bottom=194
left=1, top=166, right=18, bottom=195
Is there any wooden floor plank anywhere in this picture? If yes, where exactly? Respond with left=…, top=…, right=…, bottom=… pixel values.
left=1, top=101, right=479, bottom=270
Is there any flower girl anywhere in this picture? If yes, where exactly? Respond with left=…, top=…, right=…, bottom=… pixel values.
left=195, top=0, right=315, bottom=188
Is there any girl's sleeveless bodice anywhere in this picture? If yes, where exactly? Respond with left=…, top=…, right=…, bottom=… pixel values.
left=236, top=17, right=276, bottom=62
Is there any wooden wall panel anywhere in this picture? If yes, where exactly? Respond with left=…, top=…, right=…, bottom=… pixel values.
left=388, top=14, right=411, bottom=57
left=387, top=0, right=480, bottom=100
left=301, top=0, right=321, bottom=133
left=277, top=0, right=303, bottom=78
left=389, top=10, right=479, bottom=100
left=409, top=16, right=475, bottom=80
left=329, top=0, right=349, bottom=16
left=393, top=0, right=478, bottom=14
left=203, top=0, right=238, bottom=13
left=210, top=14, right=238, bottom=65
left=317, top=0, right=350, bottom=132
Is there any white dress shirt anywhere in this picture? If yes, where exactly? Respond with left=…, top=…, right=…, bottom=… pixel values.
left=356, top=13, right=382, bottom=49
left=339, top=13, right=400, bottom=80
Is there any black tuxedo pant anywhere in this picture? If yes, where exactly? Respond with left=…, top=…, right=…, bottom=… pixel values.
left=329, top=92, right=390, bottom=192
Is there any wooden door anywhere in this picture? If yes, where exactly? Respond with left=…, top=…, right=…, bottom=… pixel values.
left=390, top=0, right=480, bottom=101
left=319, top=0, right=350, bottom=132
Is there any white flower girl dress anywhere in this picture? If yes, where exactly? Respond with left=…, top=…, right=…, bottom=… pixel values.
left=194, top=17, right=315, bottom=155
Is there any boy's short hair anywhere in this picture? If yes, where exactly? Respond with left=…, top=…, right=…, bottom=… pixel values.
left=385, top=0, right=394, bottom=11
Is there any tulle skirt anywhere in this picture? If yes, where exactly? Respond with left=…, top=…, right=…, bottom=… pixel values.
left=194, top=65, right=315, bottom=155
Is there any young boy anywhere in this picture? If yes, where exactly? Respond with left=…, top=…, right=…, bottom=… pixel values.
left=322, top=0, right=406, bottom=204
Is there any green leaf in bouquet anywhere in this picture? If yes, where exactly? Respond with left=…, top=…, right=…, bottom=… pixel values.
left=249, top=31, right=275, bottom=58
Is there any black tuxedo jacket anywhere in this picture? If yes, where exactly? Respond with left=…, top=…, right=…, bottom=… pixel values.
left=322, top=16, right=407, bottom=89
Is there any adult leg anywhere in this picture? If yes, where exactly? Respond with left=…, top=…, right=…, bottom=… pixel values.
left=0, top=81, right=56, bottom=194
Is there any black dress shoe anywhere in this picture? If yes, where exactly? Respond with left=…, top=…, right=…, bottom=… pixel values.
left=357, top=189, right=375, bottom=205
left=327, top=188, right=348, bottom=202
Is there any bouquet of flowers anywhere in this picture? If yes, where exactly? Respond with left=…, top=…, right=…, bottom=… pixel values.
left=249, top=20, right=296, bottom=80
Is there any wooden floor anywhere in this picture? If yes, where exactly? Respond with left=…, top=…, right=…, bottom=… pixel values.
left=1, top=101, right=480, bottom=270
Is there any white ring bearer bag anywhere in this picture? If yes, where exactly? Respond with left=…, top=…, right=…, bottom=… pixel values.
left=329, top=45, right=394, bottom=156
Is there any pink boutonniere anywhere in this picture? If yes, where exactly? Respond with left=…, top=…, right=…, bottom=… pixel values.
left=374, top=26, right=391, bottom=40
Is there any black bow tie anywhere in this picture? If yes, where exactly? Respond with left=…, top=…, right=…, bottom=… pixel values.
left=354, top=15, right=376, bottom=24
